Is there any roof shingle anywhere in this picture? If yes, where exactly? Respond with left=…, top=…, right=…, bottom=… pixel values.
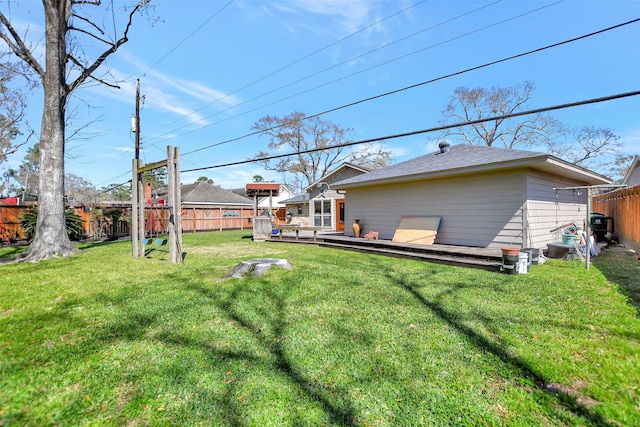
left=180, top=182, right=252, bottom=204
left=332, top=144, right=609, bottom=187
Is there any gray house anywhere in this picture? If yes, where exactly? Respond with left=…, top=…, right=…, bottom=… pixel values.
left=331, top=143, right=611, bottom=249
left=622, top=155, right=640, bottom=187
left=283, top=163, right=369, bottom=231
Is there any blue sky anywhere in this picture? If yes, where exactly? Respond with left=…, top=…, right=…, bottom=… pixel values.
left=2, top=0, right=639, bottom=192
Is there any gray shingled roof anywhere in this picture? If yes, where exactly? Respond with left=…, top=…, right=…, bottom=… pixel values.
left=180, top=182, right=253, bottom=204
left=332, top=144, right=610, bottom=188
left=281, top=193, right=310, bottom=204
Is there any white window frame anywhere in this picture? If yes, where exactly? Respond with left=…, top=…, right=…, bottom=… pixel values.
left=313, top=198, right=333, bottom=228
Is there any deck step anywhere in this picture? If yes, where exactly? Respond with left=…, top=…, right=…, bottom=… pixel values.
left=317, top=241, right=503, bottom=271
left=269, top=233, right=506, bottom=272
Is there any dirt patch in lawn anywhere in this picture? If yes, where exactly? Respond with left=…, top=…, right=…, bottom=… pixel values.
left=544, top=379, right=600, bottom=406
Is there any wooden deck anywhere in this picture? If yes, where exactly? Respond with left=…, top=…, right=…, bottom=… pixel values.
left=269, top=232, right=504, bottom=272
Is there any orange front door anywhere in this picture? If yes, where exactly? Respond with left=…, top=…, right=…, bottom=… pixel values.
left=336, top=200, right=345, bottom=232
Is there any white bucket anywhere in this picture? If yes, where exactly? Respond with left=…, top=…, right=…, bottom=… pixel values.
left=517, top=251, right=529, bottom=274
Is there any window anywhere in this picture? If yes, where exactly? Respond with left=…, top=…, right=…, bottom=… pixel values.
left=313, top=199, right=332, bottom=227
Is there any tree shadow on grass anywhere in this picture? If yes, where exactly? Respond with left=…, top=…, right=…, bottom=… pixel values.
left=58, top=273, right=361, bottom=425
left=0, top=239, right=121, bottom=264
left=0, top=245, right=26, bottom=260
left=75, top=239, right=122, bottom=251
left=383, top=269, right=612, bottom=427
left=185, top=280, right=359, bottom=425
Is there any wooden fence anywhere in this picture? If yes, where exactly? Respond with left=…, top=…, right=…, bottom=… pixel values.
left=592, top=185, right=640, bottom=249
left=180, top=205, right=254, bottom=232
left=0, top=204, right=27, bottom=241
left=0, top=204, right=130, bottom=242
left=0, top=203, right=261, bottom=243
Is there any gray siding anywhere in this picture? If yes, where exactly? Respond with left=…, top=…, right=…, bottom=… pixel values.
left=329, top=167, right=366, bottom=183
left=345, top=170, right=526, bottom=248
left=627, top=164, right=640, bottom=187
left=525, top=170, right=588, bottom=249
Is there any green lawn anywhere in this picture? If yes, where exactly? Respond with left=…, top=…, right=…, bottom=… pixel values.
left=1, top=231, right=639, bottom=426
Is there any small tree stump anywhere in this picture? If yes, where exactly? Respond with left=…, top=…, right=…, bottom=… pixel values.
left=226, top=258, right=292, bottom=279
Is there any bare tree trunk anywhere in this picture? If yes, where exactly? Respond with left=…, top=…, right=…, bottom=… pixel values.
left=19, top=1, right=76, bottom=261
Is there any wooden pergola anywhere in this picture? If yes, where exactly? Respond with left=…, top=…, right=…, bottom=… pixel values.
left=245, top=183, right=280, bottom=216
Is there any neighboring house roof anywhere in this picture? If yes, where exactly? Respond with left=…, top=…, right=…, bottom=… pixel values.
left=281, top=193, right=310, bottom=204
left=304, top=162, right=370, bottom=192
left=280, top=163, right=370, bottom=204
left=332, top=144, right=611, bottom=189
left=622, top=155, right=640, bottom=186
left=180, top=182, right=253, bottom=205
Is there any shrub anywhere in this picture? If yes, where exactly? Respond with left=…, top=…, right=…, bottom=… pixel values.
left=19, top=205, right=85, bottom=241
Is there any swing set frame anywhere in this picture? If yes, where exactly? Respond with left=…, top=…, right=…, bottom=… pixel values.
left=132, top=146, right=183, bottom=263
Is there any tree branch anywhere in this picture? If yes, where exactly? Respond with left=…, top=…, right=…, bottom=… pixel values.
left=71, top=12, right=105, bottom=36
left=0, top=13, right=45, bottom=78
left=85, top=73, right=121, bottom=89
left=68, top=25, right=112, bottom=46
left=69, top=0, right=149, bottom=92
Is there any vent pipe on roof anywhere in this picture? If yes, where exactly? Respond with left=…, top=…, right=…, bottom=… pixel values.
left=438, top=141, right=450, bottom=153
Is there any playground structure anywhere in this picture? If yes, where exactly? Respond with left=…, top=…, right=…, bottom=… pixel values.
left=144, top=198, right=168, bottom=245
left=132, top=146, right=183, bottom=263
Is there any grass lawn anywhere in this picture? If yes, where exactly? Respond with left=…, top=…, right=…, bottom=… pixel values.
left=1, top=230, right=639, bottom=426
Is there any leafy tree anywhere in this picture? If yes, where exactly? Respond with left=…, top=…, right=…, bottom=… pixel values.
left=253, top=112, right=391, bottom=193
left=99, top=183, right=132, bottom=202
left=16, top=143, right=40, bottom=200
left=252, top=175, right=264, bottom=183
left=0, top=167, right=17, bottom=197
left=142, top=167, right=166, bottom=200
left=103, top=208, right=124, bottom=223
left=0, top=59, right=36, bottom=166
left=14, top=143, right=100, bottom=203
left=65, top=173, right=97, bottom=205
left=197, top=176, right=214, bottom=184
left=20, top=205, right=84, bottom=242
left=0, top=1, right=150, bottom=261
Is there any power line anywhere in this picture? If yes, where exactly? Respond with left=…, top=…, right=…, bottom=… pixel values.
left=103, top=1, right=235, bottom=97
left=152, top=1, right=573, bottom=150
left=181, top=90, right=640, bottom=173
left=181, top=17, right=640, bottom=157
left=93, top=15, right=639, bottom=188
left=150, top=0, right=430, bottom=134
left=86, top=89, right=640, bottom=194
left=142, top=0, right=235, bottom=76
left=144, top=0, right=512, bottom=147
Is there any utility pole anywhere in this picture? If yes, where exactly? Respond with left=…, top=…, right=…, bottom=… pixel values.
left=134, top=79, right=141, bottom=161
left=132, top=79, right=142, bottom=257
